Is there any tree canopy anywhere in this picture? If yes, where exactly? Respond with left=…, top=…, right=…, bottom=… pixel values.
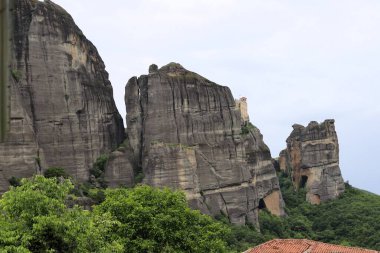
left=1, top=173, right=379, bottom=252
left=0, top=176, right=229, bottom=253
left=0, top=176, right=123, bottom=252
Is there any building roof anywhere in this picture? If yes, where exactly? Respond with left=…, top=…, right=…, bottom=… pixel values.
left=243, top=239, right=379, bottom=253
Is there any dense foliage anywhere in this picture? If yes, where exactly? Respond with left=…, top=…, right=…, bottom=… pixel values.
left=43, top=167, right=70, bottom=179
left=1, top=173, right=379, bottom=252
left=226, top=172, right=380, bottom=251
left=95, top=186, right=229, bottom=253
left=0, top=176, right=122, bottom=252
left=0, top=176, right=229, bottom=253
left=89, top=154, right=110, bottom=188
left=279, top=172, right=380, bottom=250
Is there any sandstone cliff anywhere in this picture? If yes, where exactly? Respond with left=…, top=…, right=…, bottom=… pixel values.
left=0, top=0, right=125, bottom=192
left=124, top=63, right=284, bottom=225
left=279, top=120, right=345, bottom=204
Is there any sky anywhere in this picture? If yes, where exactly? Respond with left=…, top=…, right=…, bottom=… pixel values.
left=52, top=0, right=380, bottom=195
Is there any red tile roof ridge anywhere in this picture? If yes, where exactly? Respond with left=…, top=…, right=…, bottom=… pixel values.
left=243, top=239, right=380, bottom=253
left=305, top=239, right=379, bottom=253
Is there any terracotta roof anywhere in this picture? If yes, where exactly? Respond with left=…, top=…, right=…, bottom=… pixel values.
left=244, top=239, right=379, bottom=253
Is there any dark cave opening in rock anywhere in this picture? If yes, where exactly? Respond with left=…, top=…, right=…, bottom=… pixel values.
left=300, top=175, right=308, bottom=188
left=258, top=198, right=266, bottom=209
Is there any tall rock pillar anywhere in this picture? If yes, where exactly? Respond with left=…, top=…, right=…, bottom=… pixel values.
left=125, top=63, right=285, bottom=225
left=0, top=0, right=125, bottom=192
left=279, top=120, right=345, bottom=204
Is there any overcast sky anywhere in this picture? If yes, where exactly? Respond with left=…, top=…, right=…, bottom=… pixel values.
left=53, top=0, right=380, bottom=195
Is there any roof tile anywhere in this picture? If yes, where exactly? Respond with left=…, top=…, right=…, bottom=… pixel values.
left=244, top=239, right=379, bottom=253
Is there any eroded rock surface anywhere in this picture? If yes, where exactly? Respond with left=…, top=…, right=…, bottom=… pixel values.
left=0, top=0, right=125, bottom=192
left=279, top=120, right=345, bottom=204
left=125, top=63, right=284, bottom=225
left=104, top=141, right=135, bottom=188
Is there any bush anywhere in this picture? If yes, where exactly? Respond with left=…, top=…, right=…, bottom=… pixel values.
left=90, top=154, right=109, bottom=179
left=224, top=224, right=267, bottom=252
left=8, top=176, right=21, bottom=187
left=44, top=167, right=69, bottom=179
left=11, top=69, right=22, bottom=82
left=240, top=122, right=257, bottom=135
left=134, top=172, right=144, bottom=183
left=87, top=188, right=106, bottom=204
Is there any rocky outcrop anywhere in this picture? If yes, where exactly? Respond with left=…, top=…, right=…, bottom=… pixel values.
left=235, top=97, right=249, bottom=123
left=279, top=120, right=345, bottom=204
left=125, top=63, right=284, bottom=225
left=0, top=0, right=125, bottom=192
left=104, top=140, right=135, bottom=188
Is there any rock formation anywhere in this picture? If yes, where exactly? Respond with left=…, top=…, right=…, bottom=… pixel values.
left=0, top=0, right=125, bottom=193
left=104, top=140, right=135, bottom=188
left=0, top=0, right=348, bottom=227
left=125, top=63, right=284, bottom=225
left=235, top=97, right=249, bottom=123
left=279, top=120, right=345, bottom=204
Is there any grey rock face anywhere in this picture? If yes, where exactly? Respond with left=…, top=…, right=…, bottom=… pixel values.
left=125, top=63, right=284, bottom=225
left=104, top=142, right=135, bottom=188
left=279, top=120, right=345, bottom=204
left=0, top=0, right=125, bottom=192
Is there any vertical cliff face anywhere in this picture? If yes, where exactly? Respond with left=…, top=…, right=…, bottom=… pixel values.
left=0, top=0, right=125, bottom=192
left=125, top=63, right=284, bottom=225
left=279, top=120, right=345, bottom=204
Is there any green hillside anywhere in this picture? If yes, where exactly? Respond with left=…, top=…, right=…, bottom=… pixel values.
left=281, top=172, right=380, bottom=249
left=226, top=172, right=380, bottom=252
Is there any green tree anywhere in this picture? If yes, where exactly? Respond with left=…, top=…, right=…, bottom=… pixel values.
left=0, top=176, right=122, bottom=253
left=94, top=185, right=230, bottom=253
left=259, top=210, right=289, bottom=238
left=223, top=224, right=267, bottom=252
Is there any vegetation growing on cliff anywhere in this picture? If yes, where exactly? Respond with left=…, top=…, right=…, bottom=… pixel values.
left=225, top=172, right=380, bottom=252
left=89, top=154, right=109, bottom=188
left=240, top=122, right=257, bottom=135
left=44, top=167, right=69, bottom=179
left=278, top=172, right=380, bottom=250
